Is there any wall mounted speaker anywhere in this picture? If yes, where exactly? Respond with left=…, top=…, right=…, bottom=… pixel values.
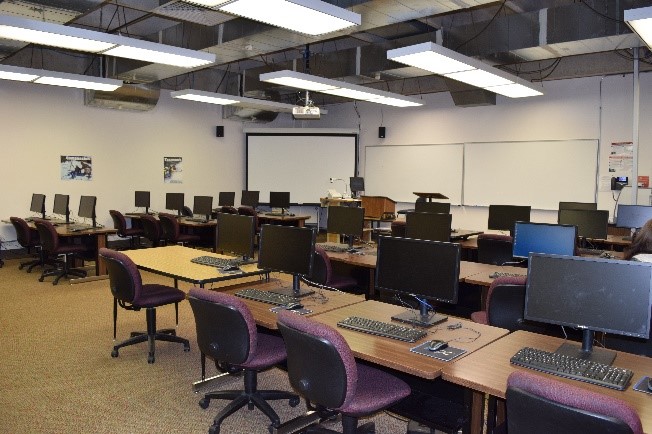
left=378, top=127, right=386, bottom=138
left=216, top=126, right=224, bottom=137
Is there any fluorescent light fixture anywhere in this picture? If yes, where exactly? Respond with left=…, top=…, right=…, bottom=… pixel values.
left=625, top=6, right=652, bottom=49
left=259, top=70, right=423, bottom=107
left=0, top=15, right=215, bottom=68
left=387, top=42, right=543, bottom=98
left=0, top=64, right=122, bottom=91
left=183, top=0, right=361, bottom=35
left=171, top=89, right=296, bottom=112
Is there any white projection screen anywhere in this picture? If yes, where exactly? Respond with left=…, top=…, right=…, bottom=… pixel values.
left=246, top=131, right=358, bottom=204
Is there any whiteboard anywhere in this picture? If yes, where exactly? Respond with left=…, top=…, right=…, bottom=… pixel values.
left=247, top=132, right=357, bottom=204
left=463, top=140, right=598, bottom=209
left=364, top=144, right=464, bottom=203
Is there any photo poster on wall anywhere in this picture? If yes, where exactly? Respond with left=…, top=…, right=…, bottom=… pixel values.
left=60, top=155, right=92, bottom=181
left=164, top=157, right=183, bottom=184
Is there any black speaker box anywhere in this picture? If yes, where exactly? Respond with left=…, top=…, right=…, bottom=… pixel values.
left=216, top=126, right=224, bottom=137
left=378, top=126, right=386, bottom=138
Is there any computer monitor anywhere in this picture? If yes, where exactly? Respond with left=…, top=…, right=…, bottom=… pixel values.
left=216, top=213, right=255, bottom=260
left=375, top=236, right=460, bottom=327
left=241, top=190, right=259, bottom=208
left=616, top=204, right=652, bottom=230
left=327, top=206, right=365, bottom=249
left=558, top=209, right=609, bottom=240
left=78, top=195, right=97, bottom=227
left=512, top=221, right=577, bottom=259
left=414, top=201, right=451, bottom=214
left=269, top=191, right=290, bottom=213
left=258, top=224, right=316, bottom=297
left=526, top=253, right=652, bottom=365
left=349, top=177, right=364, bottom=197
left=193, top=195, right=213, bottom=220
left=488, top=205, right=531, bottom=233
left=405, top=212, right=452, bottom=242
left=558, top=201, right=597, bottom=211
left=30, top=193, right=46, bottom=218
left=218, top=192, right=235, bottom=207
left=53, top=194, right=70, bottom=223
left=166, top=192, right=185, bottom=216
left=135, top=191, right=150, bottom=214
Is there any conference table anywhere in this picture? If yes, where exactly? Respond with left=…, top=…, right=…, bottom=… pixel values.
left=257, top=213, right=311, bottom=227
left=441, top=330, right=652, bottom=434
left=122, top=245, right=268, bottom=288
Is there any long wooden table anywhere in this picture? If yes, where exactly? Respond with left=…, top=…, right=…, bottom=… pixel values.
left=441, top=330, right=652, bottom=434
left=122, top=245, right=268, bottom=287
left=257, top=213, right=311, bottom=227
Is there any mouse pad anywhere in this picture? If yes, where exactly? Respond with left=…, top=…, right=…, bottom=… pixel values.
left=269, top=306, right=312, bottom=315
left=632, top=376, right=652, bottom=394
left=410, top=342, right=466, bottom=362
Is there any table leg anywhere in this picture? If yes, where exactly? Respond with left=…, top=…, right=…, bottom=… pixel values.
left=95, top=233, right=109, bottom=276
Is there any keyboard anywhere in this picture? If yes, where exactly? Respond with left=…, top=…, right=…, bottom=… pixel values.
left=337, top=316, right=427, bottom=343
left=67, top=224, right=92, bottom=232
left=235, top=288, right=297, bottom=306
left=265, top=212, right=294, bottom=217
left=510, top=347, right=633, bottom=390
left=185, top=217, right=210, bottom=223
left=489, top=271, right=524, bottom=278
left=317, top=242, right=350, bottom=253
left=577, top=248, right=605, bottom=256
left=191, top=255, right=254, bottom=268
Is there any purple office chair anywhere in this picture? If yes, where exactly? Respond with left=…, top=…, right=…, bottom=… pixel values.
left=10, top=216, right=43, bottom=272
left=109, top=210, right=144, bottom=249
left=476, top=233, right=514, bottom=265
left=470, top=276, right=527, bottom=329
left=140, top=214, right=166, bottom=247
left=99, top=248, right=190, bottom=364
left=34, top=219, right=89, bottom=285
left=219, top=206, right=238, bottom=214
left=311, top=246, right=360, bottom=292
left=159, top=213, right=201, bottom=246
left=277, top=310, right=411, bottom=434
left=237, top=206, right=260, bottom=231
left=188, top=288, right=299, bottom=434
left=506, top=370, right=643, bottom=434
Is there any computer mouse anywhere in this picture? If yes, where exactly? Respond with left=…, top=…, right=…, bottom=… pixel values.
left=647, top=377, right=652, bottom=392
left=223, top=265, right=240, bottom=272
left=427, top=340, right=448, bottom=352
left=284, top=302, right=303, bottom=310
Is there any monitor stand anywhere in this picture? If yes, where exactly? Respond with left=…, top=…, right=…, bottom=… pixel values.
left=554, top=329, right=616, bottom=365
left=268, top=275, right=314, bottom=298
left=391, top=299, right=447, bottom=328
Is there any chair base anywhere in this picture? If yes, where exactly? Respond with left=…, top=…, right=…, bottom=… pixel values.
left=111, top=328, right=190, bottom=364
left=19, top=257, right=42, bottom=272
left=201, top=369, right=299, bottom=434
left=39, top=262, right=87, bottom=285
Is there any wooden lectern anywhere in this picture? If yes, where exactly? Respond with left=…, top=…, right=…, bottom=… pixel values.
left=360, top=196, right=396, bottom=220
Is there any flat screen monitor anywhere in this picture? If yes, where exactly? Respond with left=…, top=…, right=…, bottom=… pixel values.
left=375, top=236, right=460, bottom=327
left=193, top=195, right=213, bottom=219
left=216, top=213, right=255, bottom=260
left=269, top=191, right=290, bottom=211
left=241, top=190, right=259, bottom=208
left=135, top=191, right=150, bottom=213
left=258, top=224, right=315, bottom=297
left=349, top=176, right=364, bottom=194
left=218, top=192, right=235, bottom=207
left=327, top=206, right=365, bottom=249
left=512, top=221, right=577, bottom=259
left=166, top=193, right=185, bottom=216
left=414, top=201, right=451, bottom=214
left=558, top=201, right=597, bottom=211
left=53, top=194, right=70, bottom=222
left=558, top=209, right=609, bottom=240
left=30, top=193, right=46, bottom=218
left=78, top=195, right=97, bottom=226
left=526, top=253, right=652, bottom=364
left=488, top=205, right=531, bottom=233
left=616, top=204, right=652, bottom=230
left=405, top=212, right=452, bottom=242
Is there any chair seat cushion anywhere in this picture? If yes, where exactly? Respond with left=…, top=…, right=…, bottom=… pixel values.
left=239, top=333, right=287, bottom=370
left=470, top=311, right=488, bottom=325
left=177, top=234, right=201, bottom=243
left=137, top=284, right=186, bottom=308
left=338, top=363, right=410, bottom=417
left=329, top=275, right=359, bottom=291
left=57, top=244, right=90, bottom=255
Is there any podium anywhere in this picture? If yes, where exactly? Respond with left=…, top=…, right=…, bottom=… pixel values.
left=413, top=192, right=449, bottom=202
left=360, top=196, right=396, bottom=220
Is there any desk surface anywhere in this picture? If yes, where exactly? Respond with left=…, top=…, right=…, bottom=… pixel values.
left=125, top=212, right=217, bottom=227
left=122, top=245, right=266, bottom=286
left=441, top=330, right=652, bottom=431
left=222, top=280, right=365, bottom=330
left=310, top=300, right=508, bottom=380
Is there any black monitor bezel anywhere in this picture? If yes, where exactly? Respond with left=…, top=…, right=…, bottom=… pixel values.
left=512, top=221, right=577, bottom=259
left=488, top=204, right=531, bottom=232
left=78, top=195, right=97, bottom=220
left=218, top=192, right=236, bottom=207
left=30, top=193, right=46, bottom=216
left=241, top=190, right=260, bottom=208
left=327, top=206, right=365, bottom=238
left=165, top=192, right=185, bottom=213
left=405, top=212, right=452, bottom=242
left=558, top=209, right=609, bottom=239
left=269, top=191, right=291, bottom=209
left=135, top=191, right=150, bottom=208
left=53, top=194, right=70, bottom=220
left=216, top=213, right=255, bottom=260
left=193, top=195, right=214, bottom=216
left=349, top=176, right=365, bottom=192
left=558, top=201, right=597, bottom=211
left=616, top=204, right=652, bottom=229
left=257, top=224, right=315, bottom=277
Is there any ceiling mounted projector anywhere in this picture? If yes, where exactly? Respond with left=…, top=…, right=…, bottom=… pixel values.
left=292, top=106, right=320, bottom=120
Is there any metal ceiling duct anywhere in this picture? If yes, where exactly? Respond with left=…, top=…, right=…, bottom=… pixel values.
left=84, top=83, right=160, bottom=111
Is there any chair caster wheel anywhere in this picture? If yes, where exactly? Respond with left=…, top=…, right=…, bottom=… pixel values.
left=199, top=398, right=210, bottom=409
left=289, top=396, right=300, bottom=407
left=111, top=349, right=119, bottom=358
left=184, top=344, right=190, bottom=352
left=148, top=355, right=155, bottom=364
left=208, top=425, right=219, bottom=434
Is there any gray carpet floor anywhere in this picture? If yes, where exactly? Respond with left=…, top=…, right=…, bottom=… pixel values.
left=0, top=257, right=408, bottom=434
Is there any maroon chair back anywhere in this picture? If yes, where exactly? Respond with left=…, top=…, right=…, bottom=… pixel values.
left=109, top=210, right=128, bottom=236
left=158, top=213, right=180, bottom=241
left=10, top=217, right=39, bottom=248
left=99, top=247, right=142, bottom=304
left=33, top=219, right=60, bottom=253
left=140, top=214, right=163, bottom=246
